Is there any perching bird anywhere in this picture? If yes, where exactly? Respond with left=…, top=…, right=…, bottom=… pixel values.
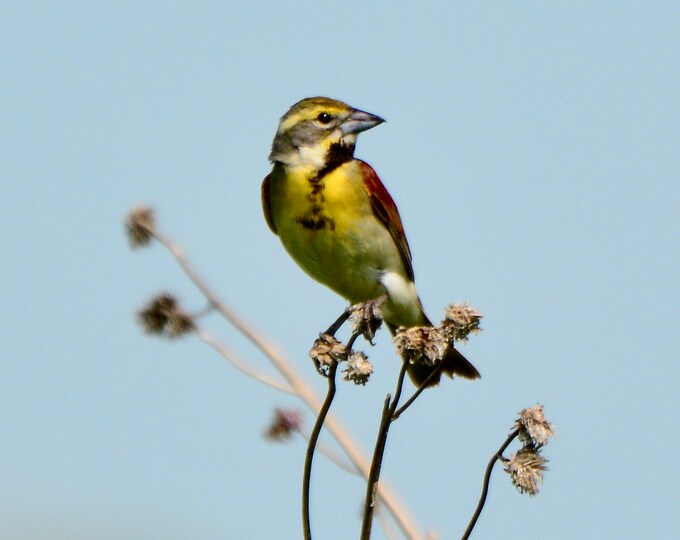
left=261, top=97, right=479, bottom=386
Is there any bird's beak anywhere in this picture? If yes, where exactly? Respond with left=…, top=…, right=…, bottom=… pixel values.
left=340, top=108, right=385, bottom=135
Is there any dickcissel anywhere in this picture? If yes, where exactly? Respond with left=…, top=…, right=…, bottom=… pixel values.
left=262, top=97, right=480, bottom=386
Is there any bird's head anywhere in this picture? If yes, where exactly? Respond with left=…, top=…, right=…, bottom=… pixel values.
left=269, top=97, right=384, bottom=170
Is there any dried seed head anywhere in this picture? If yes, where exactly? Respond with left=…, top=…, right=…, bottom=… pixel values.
left=441, top=303, right=483, bottom=343
left=343, top=351, right=373, bottom=385
left=264, top=408, right=302, bottom=441
left=504, top=445, right=549, bottom=496
left=137, top=293, right=195, bottom=338
left=393, top=326, right=449, bottom=366
left=309, top=334, right=347, bottom=373
left=514, top=404, right=555, bottom=447
left=125, top=206, right=155, bottom=248
left=166, top=310, right=196, bottom=338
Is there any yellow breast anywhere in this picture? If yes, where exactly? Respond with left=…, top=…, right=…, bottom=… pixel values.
left=267, top=161, right=402, bottom=303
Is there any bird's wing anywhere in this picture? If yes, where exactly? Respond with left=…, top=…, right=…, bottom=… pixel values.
left=261, top=172, right=278, bottom=234
left=358, top=160, right=415, bottom=281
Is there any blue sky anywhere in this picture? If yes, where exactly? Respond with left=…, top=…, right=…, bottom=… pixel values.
left=2, top=2, right=678, bottom=538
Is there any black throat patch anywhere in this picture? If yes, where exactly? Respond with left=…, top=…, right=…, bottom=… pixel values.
left=315, top=142, right=355, bottom=180
left=295, top=142, right=355, bottom=232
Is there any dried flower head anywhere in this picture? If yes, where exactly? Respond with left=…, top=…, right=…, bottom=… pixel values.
left=514, top=404, right=555, bottom=447
left=137, top=293, right=195, bottom=338
left=393, top=326, right=449, bottom=366
left=125, top=206, right=155, bottom=248
left=440, top=303, right=483, bottom=343
left=264, top=408, right=302, bottom=441
left=166, top=311, right=196, bottom=338
left=348, top=298, right=384, bottom=343
left=309, top=334, right=347, bottom=374
left=504, top=445, right=548, bottom=496
left=343, top=351, right=373, bottom=385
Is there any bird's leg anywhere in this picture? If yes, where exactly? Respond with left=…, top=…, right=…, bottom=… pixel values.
left=346, top=294, right=387, bottom=345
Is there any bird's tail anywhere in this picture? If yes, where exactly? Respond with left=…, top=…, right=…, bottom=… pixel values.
left=386, top=322, right=481, bottom=387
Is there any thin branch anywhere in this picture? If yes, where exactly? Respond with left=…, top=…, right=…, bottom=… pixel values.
left=388, top=360, right=409, bottom=417
left=326, top=310, right=351, bottom=336
left=344, top=330, right=362, bottom=352
left=392, top=361, right=446, bottom=420
left=360, top=360, right=409, bottom=540
left=303, top=361, right=339, bottom=540
left=147, top=226, right=422, bottom=539
left=196, top=327, right=295, bottom=394
left=461, top=429, right=520, bottom=540
left=361, top=395, right=392, bottom=540
left=303, top=327, right=364, bottom=537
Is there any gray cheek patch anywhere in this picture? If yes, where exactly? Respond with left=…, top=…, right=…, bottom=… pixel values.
left=290, top=122, right=325, bottom=149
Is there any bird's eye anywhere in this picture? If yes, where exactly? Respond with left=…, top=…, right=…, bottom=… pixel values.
left=316, top=112, right=333, bottom=124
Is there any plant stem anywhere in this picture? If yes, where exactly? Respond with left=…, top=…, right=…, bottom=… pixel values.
left=302, top=361, right=339, bottom=540
left=392, top=361, right=445, bottom=420
left=360, top=360, right=409, bottom=539
left=461, top=429, right=519, bottom=539
left=326, top=310, right=351, bottom=336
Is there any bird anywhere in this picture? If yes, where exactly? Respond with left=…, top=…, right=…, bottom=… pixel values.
left=261, top=97, right=479, bottom=386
